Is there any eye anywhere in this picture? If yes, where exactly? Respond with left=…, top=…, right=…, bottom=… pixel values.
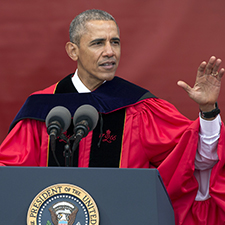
left=92, top=41, right=103, bottom=46
left=111, top=40, right=120, bottom=46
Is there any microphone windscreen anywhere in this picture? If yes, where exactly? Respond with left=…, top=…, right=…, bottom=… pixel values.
left=45, top=106, right=71, bottom=132
left=73, top=105, right=99, bottom=131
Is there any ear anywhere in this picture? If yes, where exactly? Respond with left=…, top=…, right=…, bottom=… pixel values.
left=65, top=42, right=79, bottom=61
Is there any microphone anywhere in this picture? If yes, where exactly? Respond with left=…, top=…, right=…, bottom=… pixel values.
left=45, top=106, right=72, bottom=167
left=45, top=106, right=71, bottom=139
left=73, top=104, right=99, bottom=140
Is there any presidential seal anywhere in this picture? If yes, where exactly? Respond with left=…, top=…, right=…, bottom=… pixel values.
left=27, top=183, right=99, bottom=225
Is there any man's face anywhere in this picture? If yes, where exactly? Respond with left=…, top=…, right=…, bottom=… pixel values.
left=76, top=20, right=121, bottom=90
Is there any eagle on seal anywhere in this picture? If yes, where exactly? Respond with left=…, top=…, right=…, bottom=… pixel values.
left=49, top=201, right=79, bottom=225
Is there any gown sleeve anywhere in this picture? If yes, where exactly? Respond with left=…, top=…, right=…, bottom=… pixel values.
left=0, top=119, right=49, bottom=167
left=135, top=98, right=225, bottom=224
left=0, top=83, right=56, bottom=167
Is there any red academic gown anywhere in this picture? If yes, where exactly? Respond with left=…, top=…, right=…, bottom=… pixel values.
left=0, top=77, right=225, bottom=225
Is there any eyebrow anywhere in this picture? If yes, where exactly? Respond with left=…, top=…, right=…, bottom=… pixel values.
left=89, top=37, right=120, bottom=45
left=111, top=37, right=121, bottom=42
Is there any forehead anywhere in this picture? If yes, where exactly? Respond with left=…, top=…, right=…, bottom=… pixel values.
left=82, top=20, right=120, bottom=40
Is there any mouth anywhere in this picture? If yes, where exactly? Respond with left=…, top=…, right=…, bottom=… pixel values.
left=99, top=61, right=116, bottom=69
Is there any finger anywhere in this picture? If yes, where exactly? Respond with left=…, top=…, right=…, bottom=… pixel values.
left=205, top=56, right=216, bottom=75
left=211, top=58, right=222, bottom=74
left=217, top=68, right=225, bottom=80
left=177, top=80, right=192, bottom=94
left=197, top=61, right=207, bottom=78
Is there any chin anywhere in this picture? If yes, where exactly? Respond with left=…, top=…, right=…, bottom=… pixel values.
left=103, top=73, right=116, bottom=81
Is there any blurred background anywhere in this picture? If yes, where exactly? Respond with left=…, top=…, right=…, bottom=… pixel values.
left=0, top=0, right=225, bottom=143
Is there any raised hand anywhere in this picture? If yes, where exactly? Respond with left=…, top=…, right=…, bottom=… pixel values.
left=177, top=56, right=224, bottom=113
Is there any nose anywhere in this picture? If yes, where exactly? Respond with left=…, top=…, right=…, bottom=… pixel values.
left=103, top=42, right=114, bottom=57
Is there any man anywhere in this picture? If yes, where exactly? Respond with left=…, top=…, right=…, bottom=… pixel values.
left=0, top=9, right=224, bottom=224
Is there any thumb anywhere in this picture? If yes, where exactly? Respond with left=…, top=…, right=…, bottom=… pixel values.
left=177, top=80, right=192, bottom=94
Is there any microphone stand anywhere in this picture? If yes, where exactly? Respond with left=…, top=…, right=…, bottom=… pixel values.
left=61, top=133, right=81, bottom=167
left=63, top=144, right=71, bottom=167
left=48, top=128, right=83, bottom=167
left=59, top=128, right=86, bottom=167
left=60, top=133, right=73, bottom=167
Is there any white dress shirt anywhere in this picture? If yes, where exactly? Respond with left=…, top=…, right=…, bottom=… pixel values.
left=195, top=115, right=220, bottom=200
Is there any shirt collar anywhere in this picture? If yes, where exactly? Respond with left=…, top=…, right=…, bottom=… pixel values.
left=71, top=69, right=91, bottom=93
left=71, top=69, right=106, bottom=93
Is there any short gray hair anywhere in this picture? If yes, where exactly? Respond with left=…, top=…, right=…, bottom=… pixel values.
left=69, top=9, right=119, bottom=46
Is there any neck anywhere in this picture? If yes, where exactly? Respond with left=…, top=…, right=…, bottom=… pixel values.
left=77, top=73, right=104, bottom=91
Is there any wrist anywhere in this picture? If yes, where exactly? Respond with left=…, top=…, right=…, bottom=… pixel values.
left=200, top=102, right=220, bottom=120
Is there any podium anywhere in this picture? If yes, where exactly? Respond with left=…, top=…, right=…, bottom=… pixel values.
left=0, top=167, right=175, bottom=224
